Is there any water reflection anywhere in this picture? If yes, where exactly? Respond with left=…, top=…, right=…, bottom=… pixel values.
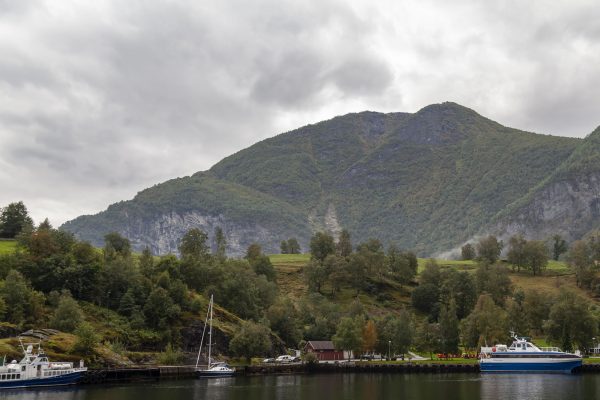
left=480, top=374, right=585, bottom=400
left=0, top=373, right=599, bottom=400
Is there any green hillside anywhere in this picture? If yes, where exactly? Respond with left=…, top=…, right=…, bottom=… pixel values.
left=61, top=102, right=584, bottom=256
left=269, top=253, right=592, bottom=324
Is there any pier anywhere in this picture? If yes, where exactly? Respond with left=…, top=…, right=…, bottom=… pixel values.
left=78, top=362, right=600, bottom=384
left=80, top=362, right=479, bottom=384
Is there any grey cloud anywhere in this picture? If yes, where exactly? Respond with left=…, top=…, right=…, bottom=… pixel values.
left=0, top=0, right=599, bottom=226
left=330, top=57, right=394, bottom=97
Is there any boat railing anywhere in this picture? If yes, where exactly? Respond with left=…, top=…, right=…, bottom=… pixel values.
left=539, top=347, right=561, bottom=352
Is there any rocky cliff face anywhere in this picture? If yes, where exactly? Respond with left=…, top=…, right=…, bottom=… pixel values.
left=491, top=173, right=600, bottom=244
left=118, top=210, right=285, bottom=256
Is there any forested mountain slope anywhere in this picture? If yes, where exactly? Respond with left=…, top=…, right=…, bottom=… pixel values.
left=62, top=103, right=590, bottom=256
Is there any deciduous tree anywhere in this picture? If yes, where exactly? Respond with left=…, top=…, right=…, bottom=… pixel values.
left=552, top=235, right=568, bottom=261
left=287, top=238, right=301, bottom=254
left=229, top=321, right=272, bottom=361
left=569, top=240, right=594, bottom=288
left=104, top=232, right=132, bottom=259
left=332, top=317, right=363, bottom=359
left=507, top=234, right=527, bottom=272
left=51, top=292, right=83, bottom=332
left=476, top=235, right=503, bottom=264
left=0, top=201, right=33, bottom=239
left=461, top=294, right=509, bottom=348
left=280, top=240, right=289, bottom=254
left=179, top=229, right=209, bottom=261
left=523, top=240, right=548, bottom=276
left=362, top=320, right=378, bottom=354
left=544, top=289, right=597, bottom=352
left=245, top=243, right=263, bottom=262
left=336, top=229, right=353, bottom=258
left=438, top=299, right=459, bottom=354
left=310, top=232, right=335, bottom=262
left=461, top=243, right=476, bottom=260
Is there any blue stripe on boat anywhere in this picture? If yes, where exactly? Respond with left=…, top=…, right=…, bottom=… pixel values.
left=0, top=371, right=84, bottom=389
left=480, top=361, right=581, bottom=373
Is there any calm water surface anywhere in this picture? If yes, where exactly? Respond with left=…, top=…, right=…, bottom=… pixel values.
left=0, top=374, right=598, bottom=400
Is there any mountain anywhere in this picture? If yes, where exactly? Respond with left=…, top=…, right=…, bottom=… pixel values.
left=61, top=102, right=591, bottom=256
left=490, top=126, right=600, bottom=245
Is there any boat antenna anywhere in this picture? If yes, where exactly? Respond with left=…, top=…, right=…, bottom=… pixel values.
left=18, top=337, right=25, bottom=354
left=195, top=295, right=212, bottom=368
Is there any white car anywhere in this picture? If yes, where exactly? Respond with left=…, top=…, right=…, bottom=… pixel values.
left=275, top=355, right=295, bottom=363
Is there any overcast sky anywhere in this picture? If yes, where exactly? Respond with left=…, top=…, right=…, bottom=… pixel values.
left=1, top=0, right=599, bottom=226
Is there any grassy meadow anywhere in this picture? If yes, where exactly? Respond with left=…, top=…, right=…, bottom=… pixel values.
left=0, top=240, right=17, bottom=255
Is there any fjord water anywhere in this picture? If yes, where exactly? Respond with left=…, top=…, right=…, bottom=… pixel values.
left=0, top=374, right=596, bottom=400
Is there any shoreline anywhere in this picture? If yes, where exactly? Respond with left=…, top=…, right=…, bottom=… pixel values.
left=78, top=361, right=600, bottom=384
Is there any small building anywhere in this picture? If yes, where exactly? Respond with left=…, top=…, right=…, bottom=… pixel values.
left=304, top=341, right=347, bottom=361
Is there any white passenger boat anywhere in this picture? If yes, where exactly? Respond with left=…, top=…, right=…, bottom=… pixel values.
left=0, top=339, right=87, bottom=389
left=479, top=334, right=582, bottom=373
left=195, top=295, right=235, bottom=378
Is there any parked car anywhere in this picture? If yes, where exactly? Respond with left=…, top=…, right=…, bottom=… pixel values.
left=262, top=358, right=275, bottom=363
left=276, top=355, right=295, bottom=363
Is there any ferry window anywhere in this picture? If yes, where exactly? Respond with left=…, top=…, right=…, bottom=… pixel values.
left=16, top=374, right=19, bottom=379
left=1, top=374, right=4, bottom=380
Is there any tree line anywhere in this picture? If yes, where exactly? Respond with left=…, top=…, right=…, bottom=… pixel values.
left=2, top=200, right=600, bottom=361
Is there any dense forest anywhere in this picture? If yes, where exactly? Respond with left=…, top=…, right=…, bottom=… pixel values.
left=2, top=201, right=600, bottom=364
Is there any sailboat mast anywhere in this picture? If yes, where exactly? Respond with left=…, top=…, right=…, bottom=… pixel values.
left=208, top=294, right=213, bottom=369
left=195, top=296, right=211, bottom=368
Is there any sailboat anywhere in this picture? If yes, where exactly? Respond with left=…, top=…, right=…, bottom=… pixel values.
left=195, top=295, right=236, bottom=378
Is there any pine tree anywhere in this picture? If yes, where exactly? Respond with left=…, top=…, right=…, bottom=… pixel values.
left=214, top=227, right=227, bottom=261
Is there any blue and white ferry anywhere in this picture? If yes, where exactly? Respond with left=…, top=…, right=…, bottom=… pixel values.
left=0, top=339, right=87, bottom=389
left=479, top=334, right=582, bottom=373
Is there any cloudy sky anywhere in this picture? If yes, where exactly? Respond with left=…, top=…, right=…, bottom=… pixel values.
left=1, top=0, right=599, bottom=226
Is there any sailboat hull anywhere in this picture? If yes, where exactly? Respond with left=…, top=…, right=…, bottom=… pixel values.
left=196, top=370, right=235, bottom=378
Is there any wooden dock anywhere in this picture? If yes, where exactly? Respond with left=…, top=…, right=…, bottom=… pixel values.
left=80, top=366, right=195, bottom=384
